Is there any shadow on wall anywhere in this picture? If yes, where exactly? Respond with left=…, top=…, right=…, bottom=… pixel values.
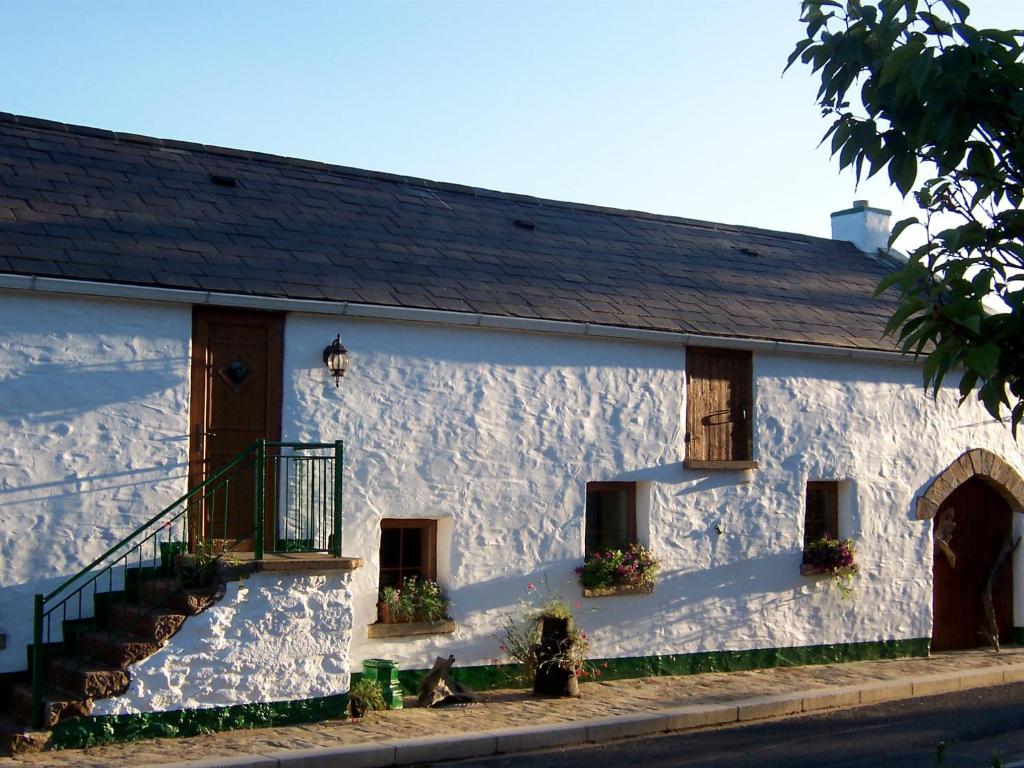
left=0, top=463, right=189, bottom=505
left=0, top=568, right=133, bottom=672
left=0, top=356, right=187, bottom=422
left=376, top=549, right=815, bottom=666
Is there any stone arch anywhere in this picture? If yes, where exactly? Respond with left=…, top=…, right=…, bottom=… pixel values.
left=916, top=449, right=1024, bottom=520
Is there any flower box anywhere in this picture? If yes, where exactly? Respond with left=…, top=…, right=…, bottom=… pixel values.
left=799, top=563, right=830, bottom=577
left=367, top=619, right=457, bottom=639
left=582, top=583, right=654, bottom=598
left=576, top=543, right=660, bottom=595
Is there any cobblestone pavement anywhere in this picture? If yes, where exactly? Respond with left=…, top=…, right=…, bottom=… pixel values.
left=4, top=648, right=1023, bottom=768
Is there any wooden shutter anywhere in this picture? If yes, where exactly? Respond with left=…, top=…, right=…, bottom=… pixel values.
left=685, top=347, right=754, bottom=468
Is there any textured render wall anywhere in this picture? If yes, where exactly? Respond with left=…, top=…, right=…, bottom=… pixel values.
left=93, top=572, right=354, bottom=715
left=0, top=293, right=192, bottom=674
left=283, top=316, right=1023, bottom=673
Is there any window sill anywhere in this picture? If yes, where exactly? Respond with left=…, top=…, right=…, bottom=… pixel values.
left=367, top=619, right=457, bottom=639
left=799, top=564, right=830, bottom=577
left=582, top=584, right=654, bottom=598
left=683, top=459, right=758, bottom=471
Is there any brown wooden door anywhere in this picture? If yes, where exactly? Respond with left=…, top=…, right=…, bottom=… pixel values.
left=189, top=308, right=284, bottom=548
left=932, top=477, right=1013, bottom=651
left=685, top=347, right=753, bottom=462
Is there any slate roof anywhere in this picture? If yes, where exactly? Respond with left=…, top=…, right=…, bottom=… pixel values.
left=0, top=113, right=904, bottom=351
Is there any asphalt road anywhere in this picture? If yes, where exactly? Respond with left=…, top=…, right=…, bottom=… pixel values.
left=441, top=682, right=1024, bottom=768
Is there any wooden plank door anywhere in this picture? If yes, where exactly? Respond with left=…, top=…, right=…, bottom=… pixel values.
left=932, top=477, right=1013, bottom=651
left=189, top=308, right=284, bottom=548
left=685, top=347, right=753, bottom=462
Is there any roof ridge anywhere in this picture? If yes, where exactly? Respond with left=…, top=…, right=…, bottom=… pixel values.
left=0, top=111, right=836, bottom=248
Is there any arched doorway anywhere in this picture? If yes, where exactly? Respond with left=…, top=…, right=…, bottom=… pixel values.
left=932, top=476, right=1013, bottom=651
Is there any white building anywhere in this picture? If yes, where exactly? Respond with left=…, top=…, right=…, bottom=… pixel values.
left=0, top=114, right=1021, bottom=744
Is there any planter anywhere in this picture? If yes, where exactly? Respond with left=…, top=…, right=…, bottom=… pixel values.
left=159, top=541, right=187, bottom=574
left=533, top=666, right=580, bottom=698
left=582, top=583, right=654, bottom=598
left=799, top=564, right=831, bottom=576
left=362, top=658, right=404, bottom=709
left=348, top=697, right=367, bottom=719
left=531, top=616, right=581, bottom=698
left=367, top=619, right=457, bottom=639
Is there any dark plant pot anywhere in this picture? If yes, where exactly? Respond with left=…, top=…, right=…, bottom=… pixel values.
left=159, top=541, right=187, bottom=575
left=540, top=616, right=570, bottom=642
left=377, top=601, right=391, bottom=624
left=348, top=697, right=367, bottom=719
left=533, top=665, right=580, bottom=697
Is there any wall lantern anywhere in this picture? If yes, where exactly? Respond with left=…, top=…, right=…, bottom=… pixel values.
left=322, top=334, right=349, bottom=387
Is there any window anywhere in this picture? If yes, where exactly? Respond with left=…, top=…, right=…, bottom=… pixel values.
left=585, top=482, right=637, bottom=555
left=379, top=519, right=437, bottom=588
left=684, top=347, right=755, bottom=469
left=803, top=481, right=839, bottom=547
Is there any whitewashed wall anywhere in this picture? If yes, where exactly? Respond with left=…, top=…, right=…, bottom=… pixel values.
left=1, top=291, right=1021, bottom=699
left=0, top=293, right=192, bottom=674
left=282, top=315, right=1023, bottom=673
left=93, top=572, right=353, bottom=715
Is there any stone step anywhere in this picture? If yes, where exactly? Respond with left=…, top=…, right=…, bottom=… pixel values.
left=10, top=683, right=92, bottom=730
left=104, top=602, right=186, bottom=642
left=76, top=629, right=162, bottom=669
left=137, top=576, right=181, bottom=604
left=45, top=656, right=128, bottom=699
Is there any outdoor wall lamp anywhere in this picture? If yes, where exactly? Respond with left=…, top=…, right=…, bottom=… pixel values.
left=322, top=334, right=349, bottom=387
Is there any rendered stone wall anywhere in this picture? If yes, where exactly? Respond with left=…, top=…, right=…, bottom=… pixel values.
left=282, top=315, right=1024, bottom=673
left=0, top=293, right=192, bottom=674
left=92, top=572, right=354, bottom=715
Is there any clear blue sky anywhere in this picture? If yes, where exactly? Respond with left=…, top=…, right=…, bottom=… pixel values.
left=1, top=1, right=1019, bottom=243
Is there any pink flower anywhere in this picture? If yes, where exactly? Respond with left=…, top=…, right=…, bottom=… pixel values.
left=574, top=600, right=581, bottom=609
left=527, top=583, right=536, bottom=591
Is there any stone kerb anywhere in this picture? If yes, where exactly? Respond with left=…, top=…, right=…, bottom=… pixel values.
left=916, top=448, right=1024, bottom=519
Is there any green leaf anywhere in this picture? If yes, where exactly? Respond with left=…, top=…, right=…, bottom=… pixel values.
left=888, top=216, right=919, bottom=247
left=941, top=0, right=970, bottom=23
left=889, top=151, right=918, bottom=195
left=964, top=342, right=1001, bottom=379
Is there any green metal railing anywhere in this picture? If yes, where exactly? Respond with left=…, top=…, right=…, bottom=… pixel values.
left=31, top=439, right=343, bottom=727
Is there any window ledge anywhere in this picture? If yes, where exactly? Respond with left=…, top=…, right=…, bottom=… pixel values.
left=799, top=564, right=830, bottom=577
left=582, top=584, right=654, bottom=598
left=683, top=459, right=758, bottom=471
left=367, top=619, right=457, bottom=639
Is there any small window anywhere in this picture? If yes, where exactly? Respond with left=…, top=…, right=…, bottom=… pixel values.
left=379, top=519, right=437, bottom=588
left=803, top=481, right=839, bottom=547
left=684, top=347, right=755, bottom=468
left=585, top=482, right=637, bottom=555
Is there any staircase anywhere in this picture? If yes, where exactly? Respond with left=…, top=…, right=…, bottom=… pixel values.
left=0, top=440, right=343, bottom=754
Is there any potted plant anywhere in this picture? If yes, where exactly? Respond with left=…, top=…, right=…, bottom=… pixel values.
left=176, top=538, right=238, bottom=589
left=347, top=677, right=386, bottom=719
left=576, top=543, right=659, bottom=596
left=377, top=577, right=449, bottom=624
left=801, top=534, right=858, bottom=597
left=499, top=583, right=592, bottom=697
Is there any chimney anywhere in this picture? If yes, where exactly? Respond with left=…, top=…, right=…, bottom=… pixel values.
left=830, top=199, right=892, bottom=253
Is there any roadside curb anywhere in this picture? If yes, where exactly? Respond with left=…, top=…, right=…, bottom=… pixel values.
left=141, top=662, right=1024, bottom=768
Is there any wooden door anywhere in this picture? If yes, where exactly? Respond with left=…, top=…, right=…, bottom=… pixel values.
left=685, top=347, right=753, bottom=462
left=189, top=308, right=284, bottom=548
left=932, top=477, right=1013, bottom=651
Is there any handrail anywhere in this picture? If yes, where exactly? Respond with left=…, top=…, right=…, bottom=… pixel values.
left=43, top=444, right=260, bottom=603
left=31, top=438, right=343, bottom=728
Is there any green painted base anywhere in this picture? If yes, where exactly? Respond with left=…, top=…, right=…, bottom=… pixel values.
left=398, top=637, right=931, bottom=694
left=50, top=693, right=349, bottom=750
left=50, top=637, right=929, bottom=751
